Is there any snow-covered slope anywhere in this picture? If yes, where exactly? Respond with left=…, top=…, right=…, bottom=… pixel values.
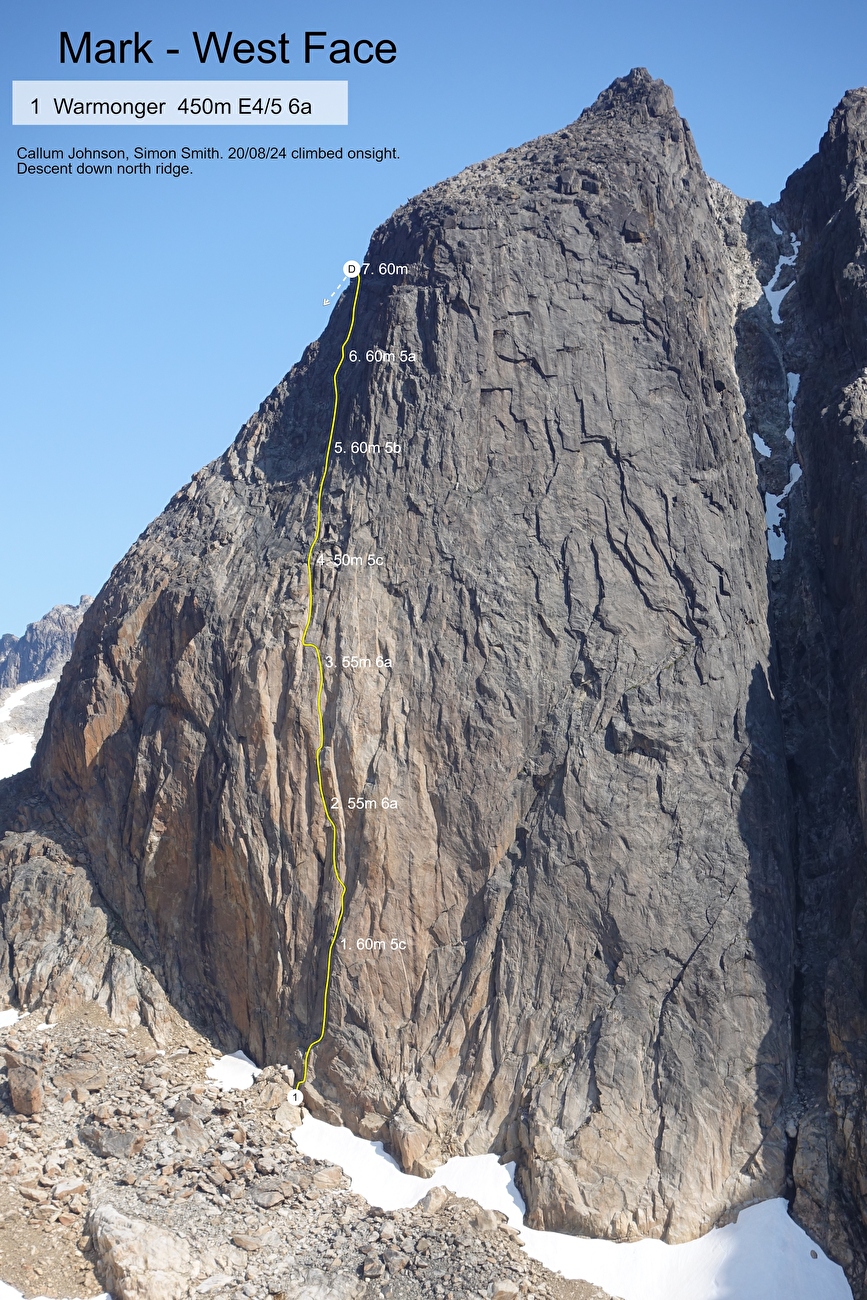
left=294, top=1115, right=853, bottom=1300
left=0, top=596, right=92, bottom=781
left=0, top=677, right=57, bottom=779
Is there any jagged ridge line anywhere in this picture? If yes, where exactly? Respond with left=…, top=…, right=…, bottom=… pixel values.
left=299, top=274, right=362, bottom=1087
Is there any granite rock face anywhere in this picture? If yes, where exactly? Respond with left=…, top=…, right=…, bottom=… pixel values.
left=690, top=83, right=867, bottom=1294
left=29, top=68, right=798, bottom=1246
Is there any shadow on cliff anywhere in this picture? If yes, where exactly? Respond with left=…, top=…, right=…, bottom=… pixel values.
left=739, top=611, right=867, bottom=1299
left=733, top=641, right=867, bottom=1300
left=738, top=661, right=796, bottom=1208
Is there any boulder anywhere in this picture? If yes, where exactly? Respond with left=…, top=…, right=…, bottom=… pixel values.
left=173, top=1115, right=210, bottom=1155
left=88, top=1203, right=198, bottom=1300
left=80, top=1125, right=145, bottom=1159
left=8, top=1064, right=43, bottom=1114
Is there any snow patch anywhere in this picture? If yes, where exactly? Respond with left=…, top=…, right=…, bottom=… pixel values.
left=753, top=433, right=772, bottom=457
left=295, top=1114, right=523, bottom=1219
left=766, top=463, right=803, bottom=560
left=0, top=677, right=56, bottom=726
left=0, top=677, right=57, bottom=779
left=205, top=1050, right=261, bottom=1090
left=758, top=231, right=803, bottom=558
left=294, top=1116, right=851, bottom=1300
left=0, top=733, right=38, bottom=781
left=520, top=1200, right=850, bottom=1300
left=763, top=232, right=800, bottom=323
left=786, top=372, right=801, bottom=443
left=0, top=1009, right=20, bottom=1028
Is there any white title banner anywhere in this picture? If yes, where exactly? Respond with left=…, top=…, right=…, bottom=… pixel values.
left=13, top=81, right=348, bottom=126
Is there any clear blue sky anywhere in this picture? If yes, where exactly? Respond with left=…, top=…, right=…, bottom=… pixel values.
left=2, top=0, right=865, bottom=635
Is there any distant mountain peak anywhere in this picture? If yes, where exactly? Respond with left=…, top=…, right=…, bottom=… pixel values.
left=0, top=595, right=92, bottom=692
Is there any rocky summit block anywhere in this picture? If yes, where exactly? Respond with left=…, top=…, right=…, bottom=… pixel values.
left=32, top=67, right=792, bottom=1246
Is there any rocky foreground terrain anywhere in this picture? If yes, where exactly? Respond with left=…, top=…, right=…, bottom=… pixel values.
left=0, top=778, right=612, bottom=1298
left=6, top=62, right=867, bottom=1299
left=0, top=1000, right=611, bottom=1300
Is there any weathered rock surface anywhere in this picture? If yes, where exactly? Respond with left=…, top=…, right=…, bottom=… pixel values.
left=0, top=774, right=177, bottom=1039
left=89, top=1203, right=197, bottom=1300
left=695, top=80, right=867, bottom=1298
left=770, top=85, right=867, bottom=1293
left=0, top=595, right=92, bottom=691
left=27, top=67, right=794, bottom=1246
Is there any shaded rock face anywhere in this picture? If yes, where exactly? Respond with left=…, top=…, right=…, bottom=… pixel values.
left=32, top=67, right=797, bottom=1246
left=705, top=84, right=867, bottom=1294
left=0, top=596, right=92, bottom=691
left=765, top=86, right=867, bottom=1290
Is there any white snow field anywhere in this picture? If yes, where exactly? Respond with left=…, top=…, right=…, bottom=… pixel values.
left=765, top=461, right=804, bottom=560
left=759, top=227, right=804, bottom=560
left=0, top=677, right=56, bottom=779
left=205, top=1049, right=261, bottom=1090
left=763, top=231, right=801, bottom=324
left=294, top=1113, right=853, bottom=1300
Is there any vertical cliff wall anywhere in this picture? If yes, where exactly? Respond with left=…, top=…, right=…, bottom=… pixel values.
left=771, top=87, right=867, bottom=1291
left=26, top=69, right=800, bottom=1246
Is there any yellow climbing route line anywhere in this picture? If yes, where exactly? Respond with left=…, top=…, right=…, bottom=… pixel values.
left=299, top=272, right=362, bottom=1088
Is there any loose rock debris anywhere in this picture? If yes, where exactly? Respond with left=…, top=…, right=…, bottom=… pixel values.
left=0, top=1005, right=614, bottom=1300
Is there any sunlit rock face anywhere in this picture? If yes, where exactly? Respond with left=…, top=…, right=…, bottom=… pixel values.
left=31, top=68, right=794, bottom=1246
left=24, top=69, right=867, bottom=1293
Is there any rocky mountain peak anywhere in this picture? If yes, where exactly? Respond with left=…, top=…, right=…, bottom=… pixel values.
left=825, top=84, right=867, bottom=165
left=583, top=66, right=676, bottom=123
left=414, top=67, right=690, bottom=222
left=782, top=84, right=867, bottom=244
left=9, top=66, right=867, bottom=1300
left=0, top=596, right=93, bottom=693
left=29, top=59, right=785, bottom=1251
